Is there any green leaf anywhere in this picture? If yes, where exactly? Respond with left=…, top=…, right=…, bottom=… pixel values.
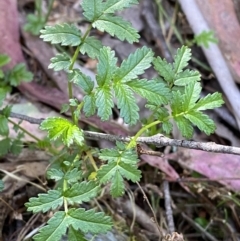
left=97, top=162, right=118, bottom=183
left=47, top=169, right=64, bottom=181
left=64, top=181, right=100, bottom=205
left=162, top=121, right=173, bottom=135
left=194, top=30, right=218, bottom=48
left=68, top=226, right=87, bottom=241
left=33, top=211, right=68, bottom=241
left=185, top=110, right=216, bottom=135
left=96, top=47, right=117, bottom=86
left=0, top=180, right=4, bottom=192
left=113, top=83, right=139, bottom=125
left=10, top=139, right=22, bottom=155
left=93, top=14, right=139, bottom=43
left=111, top=171, right=124, bottom=197
left=25, top=190, right=63, bottom=213
left=114, top=46, right=153, bottom=82
left=7, top=63, right=33, bottom=86
left=65, top=168, right=82, bottom=184
left=49, top=53, right=71, bottom=71
left=126, top=79, right=170, bottom=105
left=0, top=54, right=10, bottom=67
left=194, top=92, right=224, bottom=111
left=0, top=138, right=11, bottom=156
left=153, top=57, right=174, bottom=83
left=173, top=115, right=193, bottom=138
left=174, top=70, right=201, bottom=86
left=182, top=82, right=202, bottom=110
left=102, top=0, right=138, bottom=14
left=80, top=36, right=103, bottom=59
left=40, top=117, right=84, bottom=147
left=82, top=0, right=103, bottom=22
left=0, top=87, right=10, bottom=106
left=95, top=86, right=114, bottom=120
left=69, top=69, right=94, bottom=94
left=0, top=115, right=9, bottom=135
left=83, top=94, right=96, bottom=116
left=40, top=23, right=81, bottom=46
left=68, top=208, right=113, bottom=234
left=24, top=14, right=45, bottom=35
left=173, top=46, right=191, bottom=74
left=170, top=91, right=184, bottom=115
left=99, top=142, right=139, bottom=164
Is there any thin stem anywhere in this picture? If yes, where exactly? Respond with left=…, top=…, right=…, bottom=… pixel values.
left=44, top=0, right=55, bottom=24
left=127, top=120, right=161, bottom=148
left=86, top=150, right=98, bottom=171
left=8, top=119, right=41, bottom=142
left=63, top=179, right=68, bottom=212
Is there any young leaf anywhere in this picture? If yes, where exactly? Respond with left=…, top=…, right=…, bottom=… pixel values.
left=7, top=63, right=33, bottom=86
left=68, top=226, right=87, bottom=241
left=194, top=92, right=224, bottom=111
left=80, top=36, right=103, bottom=59
left=185, top=110, right=216, bottom=135
left=113, top=83, right=139, bottom=125
left=25, top=190, right=63, bottom=213
left=95, top=86, right=114, bottom=120
left=114, top=46, right=153, bottom=82
left=173, top=46, right=191, bottom=74
left=182, top=82, right=202, bottom=110
left=0, top=54, right=10, bottom=67
left=126, top=79, right=170, bottom=105
left=69, top=69, right=94, bottom=94
left=40, top=23, right=81, bottom=46
left=82, top=0, right=103, bottom=22
left=40, top=117, right=84, bottom=147
left=65, top=168, right=82, bottom=184
left=174, top=70, right=201, bottom=86
left=93, top=14, right=139, bottom=43
left=24, top=14, right=45, bottom=35
left=194, top=30, right=218, bottom=48
left=49, top=53, right=71, bottom=71
left=68, top=208, right=113, bottom=234
left=9, top=139, right=22, bottom=155
left=96, top=47, right=117, bottom=86
left=83, top=94, right=96, bottom=116
left=102, top=0, right=138, bottom=14
left=64, top=181, right=100, bottom=205
left=153, top=57, right=174, bottom=83
left=47, top=169, right=64, bottom=181
left=33, top=211, right=68, bottom=241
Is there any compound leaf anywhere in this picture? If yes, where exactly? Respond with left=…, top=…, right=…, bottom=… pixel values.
left=64, top=181, right=100, bottom=205
left=49, top=53, right=71, bottom=71
left=153, top=57, right=174, bottom=83
left=194, top=92, right=224, bottom=111
left=64, top=168, right=82, bottom=184
left=174, top=70, right=201, bottom=86
left=113, top=83, right=139, bottom=125
left=114, top=46, right=153, bottom=82
left=40, top=117, right=84, bottom=147
left=97, top=162, right=117, bottom=184
left=173, top=46, right=191, bottom=74
left=93, top=14, right=139, bottom=43
left=173, top=115, right=193, bottom=138
left=111, top=171, right=125, bottom=197
left=185, top=110, right=216, bottom=135
left=47, top=169, right=64, bottom=181
left=80, top=36, right=103, bottom=59
left=194, top=30, right=218, bottom=48
left=24, top=14, right=45, bottom=35
left=96, top=47, right=117, bottom=86
left=40, top=23, right=81, bottom=46
left=33, top=211, right=68, bottom=241
left=25, top=190, right=63, bottom=213
left=68, top=226, right=87, bottom=241
left=95, top=86, right=114, bottom=120
left=126, top=79, right=170, bottom=105
left=68, top=208, right=113, bottom=234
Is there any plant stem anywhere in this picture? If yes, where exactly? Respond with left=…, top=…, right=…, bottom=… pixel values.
left=44, top=0, right=55, bottom=24
left=63, top=179, right=68, bottom=212
left=127, top=120, right=161, bottom=148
